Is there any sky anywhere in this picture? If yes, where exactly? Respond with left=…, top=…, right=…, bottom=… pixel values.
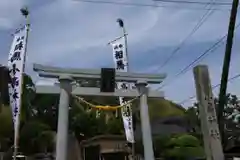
left=0, top=0, right=240, bottom=107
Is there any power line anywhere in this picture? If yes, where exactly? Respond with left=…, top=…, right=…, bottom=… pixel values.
left=179, top=73, right=240, bottom=105
left=156, top=22, right=240, bottom=90
left=155, top=1, right=216, bottom=71
left=72, top=0, right=231, bottom=11
left=154, top=0, right=232, bottom=5
left=157, top=35, right=226, bottom=89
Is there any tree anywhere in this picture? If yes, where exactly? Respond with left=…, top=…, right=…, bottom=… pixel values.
left=153, top=135, right=171, bottom=158
left=33, top=130, right=56, bottom=153
left=19, top=121, right=55, bottom=155
left=185, top=106, right=200, bottom=133
left=0, top=66, right=10, bottom=107
left=31, top=94, right=59, bottom=131
left=21, top=73, right=36, bottom=121
left=106, top=116, right=124, bottom=134
left=163, top=134, right=205, bottom=160
left=0, top=72, right=59, bottom=155
left=189, top=93, right=240, bottom=148
left=216, top=94, right=240, bottom=129
left=216, top=94, right=240, bottom=148
left=0, top=105, right=13, bottom=151
left=69, top=104, right=108, bottom=141
left=189, top=94, right=240, bottom=130
left=0, top=73, right=38, bottom=156
left=1, top=70, right=189, bottom=157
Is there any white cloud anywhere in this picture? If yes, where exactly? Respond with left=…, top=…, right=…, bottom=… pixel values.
left=1, top=0, right=240, bottom=104
left=22, top=0, right=236, bottom=65
left=0, top=0, right=25, bottom=29
left=0, top=18, right=14, bottom=29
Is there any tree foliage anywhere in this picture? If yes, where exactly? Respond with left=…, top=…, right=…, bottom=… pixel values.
left=187, top=93, right=240, bottom=149
left=0, top=105, right=13, bottom=151
left=162, top=134, right=205, bottom=159
left=185, top=106, right=201, bottom=133
left=135, top=134, right=204, bottom=159
left=105, top=116, right=124, bottom=135
left=0, top=72, right=193, bottom=157
left=19, top=121, right=54, bottom=154
left=153, top=135, right=171, bottom=157
left=192, top=93, right=240, bottom=129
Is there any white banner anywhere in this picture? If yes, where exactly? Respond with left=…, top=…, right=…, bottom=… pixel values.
left=8, top=25, right=28, bottom=130
left=111, top=37, right=135, bottom=143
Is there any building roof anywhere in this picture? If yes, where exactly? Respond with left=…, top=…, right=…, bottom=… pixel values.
left=80, top=135, right=125, bottom=146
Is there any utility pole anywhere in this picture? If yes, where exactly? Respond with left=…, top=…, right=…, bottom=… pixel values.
left=218, top=0, right=239, bottom=148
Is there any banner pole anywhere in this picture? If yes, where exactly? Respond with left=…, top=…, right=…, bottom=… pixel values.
left=13, top=8, right=30, bottom=160
left=109, top=18, right=135, bottom=159
left=117, top=18, right=135, bottom=160
left=122, top=24, right=135, bottom=160
left=122, top=26, right=129, bottom=70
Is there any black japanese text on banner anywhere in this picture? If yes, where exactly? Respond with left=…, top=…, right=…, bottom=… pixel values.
left=8, top=25, right=27, bottom=131
left=111, top=37, right=135, bottom=143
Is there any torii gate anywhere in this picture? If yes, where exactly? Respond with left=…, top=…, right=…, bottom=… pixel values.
left=33, top=63, right=166, bottom=160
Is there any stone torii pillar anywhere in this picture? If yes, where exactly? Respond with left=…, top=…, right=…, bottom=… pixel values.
left=56, top=75, right=73, bottom=160
left=136, top=81, right=155, bottom=160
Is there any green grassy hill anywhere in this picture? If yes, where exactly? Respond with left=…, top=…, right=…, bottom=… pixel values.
left=129, top=98, right=185, bottom=120
left=148, top=98, right=185, bottom=119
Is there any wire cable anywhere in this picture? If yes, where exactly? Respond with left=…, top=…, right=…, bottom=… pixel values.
left=157, top=35, right=226, bottom=90
left=156, top=22, right=240, bottom=90
left=156, top=1, right=216, bottom=71
left=153, top=0, right=232, bottom=5
left=179, top=73, right=240, bottom=105
left=72, top=0, right=231, bottom=11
